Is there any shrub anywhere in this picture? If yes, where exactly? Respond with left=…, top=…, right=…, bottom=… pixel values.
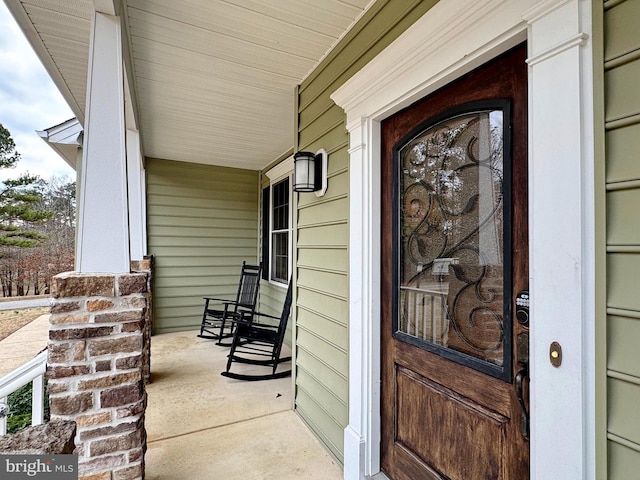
left=6, top=381, right=49, bottom=434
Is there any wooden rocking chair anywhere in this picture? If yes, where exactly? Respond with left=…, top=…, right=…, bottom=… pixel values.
left=198, top=262, right=262, bottom=345
left=221, top=280, right=292, bottom=381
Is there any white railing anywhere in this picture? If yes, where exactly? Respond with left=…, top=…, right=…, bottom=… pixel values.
left=0, top=350, right=47, bottom=435
left=399, top=285, right=449, bottom=344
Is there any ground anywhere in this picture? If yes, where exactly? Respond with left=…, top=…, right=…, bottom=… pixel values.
left=0, top=307, right=48, bottom=341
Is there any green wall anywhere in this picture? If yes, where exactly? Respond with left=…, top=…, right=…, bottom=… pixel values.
left=602, top=0, right=640, bottom=477
left=146, top=158, right=259, bottom=334
left=294, top=0, right=439, bottom=463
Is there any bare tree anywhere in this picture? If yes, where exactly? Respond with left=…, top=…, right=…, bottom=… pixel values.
left=0, top=174, right=75, bottom=296
left=25, top=176, right=76, bottom=295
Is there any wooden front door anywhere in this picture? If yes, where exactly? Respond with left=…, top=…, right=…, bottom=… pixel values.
left=381, top=45, right=529, bottom=480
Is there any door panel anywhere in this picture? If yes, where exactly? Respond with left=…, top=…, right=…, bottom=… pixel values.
left=396, top=366, right=508, bottom=479
left=381, top=44, right=529, bottom=480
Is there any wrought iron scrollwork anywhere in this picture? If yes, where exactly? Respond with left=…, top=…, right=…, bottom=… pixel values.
left=398, top=109, right=507, bottom=366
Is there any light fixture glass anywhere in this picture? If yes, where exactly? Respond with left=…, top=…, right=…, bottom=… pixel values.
left=293, top=149, right=328, bottom=196
left=293, top=151, right=317, bottom=192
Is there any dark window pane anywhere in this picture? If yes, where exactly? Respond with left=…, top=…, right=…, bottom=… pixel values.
left=273, top=179, right=289, bottom=231
left=272, top=231, right=288, bottom=282
left=270, top=178, right=289, bottom=283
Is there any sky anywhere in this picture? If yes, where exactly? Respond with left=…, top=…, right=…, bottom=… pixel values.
left=0, top=1, right=76, bottom=182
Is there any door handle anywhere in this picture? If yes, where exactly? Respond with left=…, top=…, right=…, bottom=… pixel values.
left=515, top=331, right=529, bottom=441
left=514, top=364, right=529, bottom=442
left=515, top=366, right=529, bottom=441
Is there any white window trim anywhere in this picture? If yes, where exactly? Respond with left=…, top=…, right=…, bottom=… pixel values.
left=331, top=0, right=595, bottom=479
left=265, top=157, right=294, bottom=288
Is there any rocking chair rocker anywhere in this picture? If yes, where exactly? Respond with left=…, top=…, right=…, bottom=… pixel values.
left=198, top=262, right=262, bottom=345
left=221, top=280, right=292, bottom=381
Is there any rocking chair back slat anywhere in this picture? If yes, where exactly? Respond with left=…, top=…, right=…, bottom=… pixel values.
left=237, top=273, right=260, bottom=308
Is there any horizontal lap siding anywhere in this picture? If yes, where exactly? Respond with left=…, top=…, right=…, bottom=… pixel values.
left=603, top=1, right=640, bottom=476
left=294, top=0, right=439, bottom=463
left=296, top=207, right=348, bottom=461
left=146, top=158, right=259, bottom=333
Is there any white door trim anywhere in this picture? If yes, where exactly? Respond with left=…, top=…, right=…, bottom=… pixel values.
left=331, top=0, right=595, bottom=478
left=524, top=1, right=596, bottom=478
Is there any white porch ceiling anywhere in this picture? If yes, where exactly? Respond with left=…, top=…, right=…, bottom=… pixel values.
left=5, top=0, right=372, bottom=170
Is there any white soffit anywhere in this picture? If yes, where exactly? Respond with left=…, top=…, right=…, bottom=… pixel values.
left=6, top=0, right=373, bottom=171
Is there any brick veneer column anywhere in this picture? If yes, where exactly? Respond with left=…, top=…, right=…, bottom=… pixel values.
left=48, top=272, right=149, bottom=480
left=130, top=256, right=153, bottom=385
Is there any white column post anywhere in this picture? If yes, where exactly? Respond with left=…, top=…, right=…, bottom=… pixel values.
left=524, top=1, right=595, bottom=479
left=343, top=117, right=382, bottom=480
left=76, top=10, right=130, bottom=273
left=126, top=129, right=146, bottom=261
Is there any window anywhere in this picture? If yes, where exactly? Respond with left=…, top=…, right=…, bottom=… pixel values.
left=263, top=158, right=293, bottom=285
left=271, top=178, right=290, bottom=283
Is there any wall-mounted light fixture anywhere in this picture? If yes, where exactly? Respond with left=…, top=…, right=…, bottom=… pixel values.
left=293, top=148, right=328, bottom=197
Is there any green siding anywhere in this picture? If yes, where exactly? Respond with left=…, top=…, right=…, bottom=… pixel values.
left=606, top=123, right=640, bottom=182
left=605, top=60, right=640, bottom=120
left=146, top=158, right=259, bottom=333
left=608, top=254, right=640, bottom=311
left=607, top=189, right=640, bottom=244
left=607, top=315, right=640, bottom=377
left=603, top=0, right=640, bottom=475
left=608, top=378, right=640, bottom=444
left=609, top=441, right=640, bottom=480
left=294, top=0, right=439, bottom=463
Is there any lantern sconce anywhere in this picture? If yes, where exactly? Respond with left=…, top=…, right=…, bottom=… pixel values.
left=293, top=148, right=328, bottom=197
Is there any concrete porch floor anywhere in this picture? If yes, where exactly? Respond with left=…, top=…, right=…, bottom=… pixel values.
left=145, top=330, right=343, bottom=479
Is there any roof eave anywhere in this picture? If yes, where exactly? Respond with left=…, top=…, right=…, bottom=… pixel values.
left=4, top=1, right=86, bottom=124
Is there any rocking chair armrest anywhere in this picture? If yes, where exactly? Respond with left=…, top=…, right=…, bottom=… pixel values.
left=252, top=311, right=279, bottom=321
left=202, top=297, right=236, bottom=304
left=229, top=309, right=256, bottom=327
left=248, top=321, right=279, bottom=330
left=202, top=298, right=245, bottom=314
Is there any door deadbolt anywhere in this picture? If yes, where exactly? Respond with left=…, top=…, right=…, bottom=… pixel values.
left=549, top=341, right=562, bottom=368
left=515, top=290, right=529, bottom=327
